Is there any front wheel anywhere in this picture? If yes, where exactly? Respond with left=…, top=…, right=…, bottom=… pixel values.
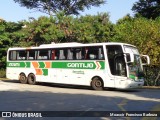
left=91, top=77, right=104, bottom=90
left=28, top=74, right=36, bottom=85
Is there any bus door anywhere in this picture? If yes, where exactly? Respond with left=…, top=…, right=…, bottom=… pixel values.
left=113, top=53, right=127, bottom=88
left=106, top=45, right=127, bottom=88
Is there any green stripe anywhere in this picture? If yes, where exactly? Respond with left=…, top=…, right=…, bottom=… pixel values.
left=42, top=69, right=48, bottom=76
left=39, top=62, right=45, bottom=68
left=7, top=61, right=105, bottom=70
left=7, top=62, right=30, bottom=68
left=52, top=61, right=105, bottom=69
left=99, top=61, right=105, bottom=69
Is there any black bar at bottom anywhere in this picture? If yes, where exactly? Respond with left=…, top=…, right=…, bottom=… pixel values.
left=0, top=111, right=160, bottom=117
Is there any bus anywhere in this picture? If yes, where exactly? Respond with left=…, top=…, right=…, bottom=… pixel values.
left=6, top=42, right=150, bottom=90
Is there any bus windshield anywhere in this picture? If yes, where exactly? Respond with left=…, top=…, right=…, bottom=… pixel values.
left=124, top=45, right=144, bottom=81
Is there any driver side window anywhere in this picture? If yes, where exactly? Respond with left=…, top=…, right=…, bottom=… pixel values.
left=106, top=45, right=126, bottom=77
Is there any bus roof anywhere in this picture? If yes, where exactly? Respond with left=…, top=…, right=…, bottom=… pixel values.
left=8, top=42, right=136, bottom=50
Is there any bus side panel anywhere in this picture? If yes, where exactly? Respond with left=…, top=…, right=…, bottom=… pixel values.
left=6, top=67, right=33, bottom=80
left=6, top=68, right=19, bottom=80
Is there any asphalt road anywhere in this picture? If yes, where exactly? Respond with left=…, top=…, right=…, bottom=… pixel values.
left=0, top=80, right=160, bottom=120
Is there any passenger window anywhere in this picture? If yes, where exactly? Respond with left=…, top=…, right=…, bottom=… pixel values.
left=17, top=51, right=27, bottom=60
left=9, top=51, right=17, bottom=60
left=38, top=49, right=50, bottom=60
left=74, top=48, right=82, bottom=60
left=27, top=50, right=37, bottom=60
left=68, top=48, right=82, bottom=60
left=67, top=49, right=73, bottom=60
left=51, top=50, right=56, bottom=60
left=59, top=49, right=67, bottom=60
left=85, top=46, right=104, bottom=60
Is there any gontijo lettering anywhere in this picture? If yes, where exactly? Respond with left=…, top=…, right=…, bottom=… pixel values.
left=9, top=63, right=20, bottom=67
left=67, top=63, right=94, bottom=68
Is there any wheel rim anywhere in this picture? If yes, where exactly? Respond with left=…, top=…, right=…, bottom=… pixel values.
left=21, top=76, right=25, bottom=81
left=92, top=77, right=103, bottom=90
left=95, top=80, right=102, bottom=88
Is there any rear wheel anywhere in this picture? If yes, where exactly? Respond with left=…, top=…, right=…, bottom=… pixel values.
left=19, top=73, right=27, bottom=84
left=28, top=74, right=36, bottom=85
left=91, top=77, right=103, bottom=90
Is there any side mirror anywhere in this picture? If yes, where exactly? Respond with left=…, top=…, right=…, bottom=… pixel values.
left=141, top=55, right=150, bottom=65
left=125, top=53, right=134, bottom=63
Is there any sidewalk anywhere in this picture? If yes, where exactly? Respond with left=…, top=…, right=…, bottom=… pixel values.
left=0, top=80, right=18, bottom=91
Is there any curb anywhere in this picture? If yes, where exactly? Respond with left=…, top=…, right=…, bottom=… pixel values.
left=0, top=78, right=9, bottom=80
left=142, top=86, right=160, bottom=89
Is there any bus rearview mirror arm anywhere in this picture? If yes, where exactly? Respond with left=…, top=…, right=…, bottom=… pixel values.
left=141, top=55, right=150, bottom=65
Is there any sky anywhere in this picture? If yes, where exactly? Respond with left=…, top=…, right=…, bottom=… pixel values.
left=0, top=0, right=138, bottom=23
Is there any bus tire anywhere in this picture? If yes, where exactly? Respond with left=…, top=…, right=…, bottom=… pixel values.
left=28, top=73, right=36, bottom=85
left=91, top=77, right=104, bottom=90
left=19, top=73, right=27, bottom=84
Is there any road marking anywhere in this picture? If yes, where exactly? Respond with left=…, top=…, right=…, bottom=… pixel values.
left=117, top=99, right=128, bottom=111
left=117, top=99, right=131, bottom=120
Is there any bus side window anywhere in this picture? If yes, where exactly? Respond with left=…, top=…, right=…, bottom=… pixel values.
left=17, top=51, right=27, bottom=60
left=51, top=50, right=55, bottom=60
left=59, top=49, right=66, bottom=60
left=99, top=48, right=104, bottom=60
left=9, top=51, right=17, bottom=60
left=68, top=48, right=73, bottom=60
left=88, top=47, right=98, bottom=60
left=85, top=46, right=104, bottom=60
left=38, top=50, right=49, bottom=60
left=81, top=48, right=85, bottom=60
left=51, top=49, right=60, bottom=60
left=27, top=50, right=37, bottom=60
left=48, top=50, right=51, bottom=60
left=75, top=48, right=82, bottom=60
left=84, top=48, right=88, bottom=59
left=68, top=48, right=82, bottom=60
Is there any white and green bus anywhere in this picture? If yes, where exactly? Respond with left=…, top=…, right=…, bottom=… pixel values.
left=6, top=42, right=150, bottom=90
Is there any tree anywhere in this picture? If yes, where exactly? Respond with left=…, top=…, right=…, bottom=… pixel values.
left=72, top=13, right=113, bottom=43
left=14, top=0, right=106, bottom=16
left=112, top=16, right=160, bottom=66
left=0, top=20, right=23, bottom=68
left=132, top=0, right=160, bottom=19
left=15, top=12, right=112, bottom=46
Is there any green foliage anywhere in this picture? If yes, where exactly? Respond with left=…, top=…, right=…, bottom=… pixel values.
left=0, top=69, right=6, bottom=78
left=0, top=20, right=23, bottom=68
left=72, top=13, right=113, bottom=43
left=17, top=13, right=112, bottom=46
left=132, top=0, right=160, bottom=19
left=14, top=0, right=105, bottom=16
left=143, top=66, right=160, bottom=86
left=113, top=16, right=160, bottom=65
left=18, top=16, right=66, bottom=46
